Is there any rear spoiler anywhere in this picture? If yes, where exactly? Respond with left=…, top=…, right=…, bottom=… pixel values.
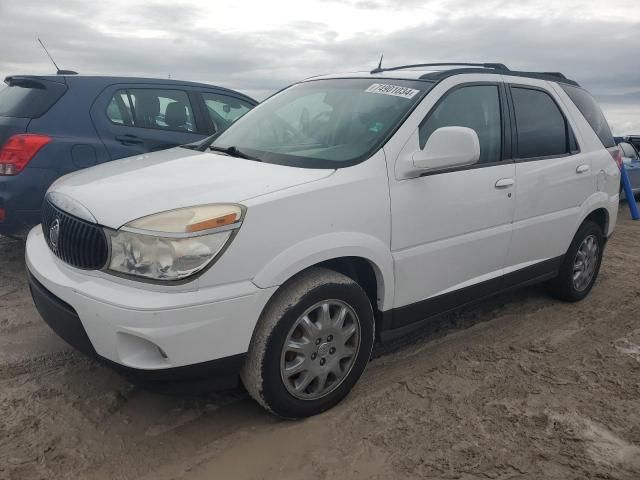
left=4, top=75, right=67, bottom=87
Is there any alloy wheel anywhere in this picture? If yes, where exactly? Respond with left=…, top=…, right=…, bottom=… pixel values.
left=572, top=234, right=599, bottom=292
left=280, top=299, right=361, bottom=401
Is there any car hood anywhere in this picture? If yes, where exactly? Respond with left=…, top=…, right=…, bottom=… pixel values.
left=50, top=147, right=334, bottom=229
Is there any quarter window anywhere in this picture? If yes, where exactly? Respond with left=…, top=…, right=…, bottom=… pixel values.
left=419, top=85, right=502, bottom=164
left=202, top=93, right=253, bottom=132
left=106, top=89, right=196, bottom=133
left=106, top=91, right=133, bottom=126
left=511, top=87, right=569, bottom=159
left=560, top=84, right=615, bottom=148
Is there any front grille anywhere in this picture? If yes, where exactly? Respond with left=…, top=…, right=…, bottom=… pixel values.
left=42, top=198, right=109, bottom=270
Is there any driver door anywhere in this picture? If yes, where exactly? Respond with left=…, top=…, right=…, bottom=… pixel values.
left=389, top=81, right=516, bottom=329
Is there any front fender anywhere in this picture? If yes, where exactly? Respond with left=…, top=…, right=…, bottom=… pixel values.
left=252, top=232, right=394, bottom=310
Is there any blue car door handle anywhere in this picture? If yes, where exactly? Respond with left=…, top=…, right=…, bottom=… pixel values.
left=115, top=134, right=143, bottom=145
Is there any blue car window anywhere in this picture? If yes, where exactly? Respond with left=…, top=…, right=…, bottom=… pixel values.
left=106, top=88, right=196, bottom=133
left=203, top=92, right=253, bottom=132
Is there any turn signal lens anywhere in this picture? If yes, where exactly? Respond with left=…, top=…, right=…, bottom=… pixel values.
left=186, top=213, right=239, bottom=232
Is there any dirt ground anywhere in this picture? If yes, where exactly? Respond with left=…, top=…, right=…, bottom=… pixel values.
left=1, top=207, right=640, bottom=480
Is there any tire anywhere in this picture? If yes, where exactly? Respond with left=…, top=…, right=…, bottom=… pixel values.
left=241, top=267, right=375, bottom=419
left=547, top=220, right=604, bottom=302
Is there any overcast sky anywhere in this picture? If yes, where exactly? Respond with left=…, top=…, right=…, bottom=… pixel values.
left=0, top=0, right=638, bottom=134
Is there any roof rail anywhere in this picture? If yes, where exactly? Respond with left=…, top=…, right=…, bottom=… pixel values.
left=370, top=62, right=509, bottom=74
left=538, top=72, right=567, bottom=79
left=416, top=67, right=579, bottom=87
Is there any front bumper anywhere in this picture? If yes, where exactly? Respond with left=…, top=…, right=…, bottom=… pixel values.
left=26, top=226, right=277, bottom=384
left=27, top=270, right=247, bottom=386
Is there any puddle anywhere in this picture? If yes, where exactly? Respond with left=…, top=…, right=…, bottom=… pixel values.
left=614, top=330, right=640, bottom=362
left=552, top=412, right=640, bottom=470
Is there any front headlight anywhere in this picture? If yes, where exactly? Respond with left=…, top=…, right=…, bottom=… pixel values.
left=106, top=204, right=243, bottom=281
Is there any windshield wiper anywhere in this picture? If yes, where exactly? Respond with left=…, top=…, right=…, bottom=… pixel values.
left=209, top=145, right=261, bottom=162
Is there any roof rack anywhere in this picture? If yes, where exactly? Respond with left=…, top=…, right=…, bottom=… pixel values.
left=367, top=61, right=578, bottom=86
left=370, top=62, right=509, bottom=74
left=417, top=67, right=579, bottom=87
left=539, top=72, right=567, bottom=79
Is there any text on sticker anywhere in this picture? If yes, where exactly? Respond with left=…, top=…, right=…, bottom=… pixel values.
left=365, top=83, right=420, bottom=99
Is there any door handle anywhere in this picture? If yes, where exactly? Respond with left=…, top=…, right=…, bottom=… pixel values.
left=115, top=135, right=143, bottom=145
left=576, top=164, right=590, bottom=174
left=495, top=178, right=515, bottom=188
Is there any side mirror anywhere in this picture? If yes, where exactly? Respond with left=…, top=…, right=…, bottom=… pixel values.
left=412, top=126, right=480, bottom=171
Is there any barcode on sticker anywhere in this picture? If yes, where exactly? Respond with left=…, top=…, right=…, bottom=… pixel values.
left=365, top=83, right=420, bottom=99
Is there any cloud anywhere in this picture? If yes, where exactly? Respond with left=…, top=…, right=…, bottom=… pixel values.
left=0, top=0, right=638, bottom=133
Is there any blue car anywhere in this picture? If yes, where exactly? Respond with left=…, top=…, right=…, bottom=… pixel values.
left=615, top=137, right=640, bottom=197
left=0, top=74, right=257, bottom=238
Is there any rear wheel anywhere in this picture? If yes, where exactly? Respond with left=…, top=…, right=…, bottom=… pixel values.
left=547, top=220, right=604, bottom=302
left=241, top=267, right=375, bottom=419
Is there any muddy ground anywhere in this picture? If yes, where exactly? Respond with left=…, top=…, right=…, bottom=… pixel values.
left=1, top=208, right=640, bottom=480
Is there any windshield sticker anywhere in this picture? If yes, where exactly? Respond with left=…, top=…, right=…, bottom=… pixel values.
left=365, top=83, right=420, bottom=99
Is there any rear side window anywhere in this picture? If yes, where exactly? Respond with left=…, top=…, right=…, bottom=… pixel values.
left=106, top=88, right=197, bottom=133
left=560, top=84, right=615, bottom=148
left=0, top=79, right=66, bottom=118
left=202, top=92, right=253, bottom=132
left=511, top=87, right=569, bottom=159
left=419, top=85, right=502, bottom=164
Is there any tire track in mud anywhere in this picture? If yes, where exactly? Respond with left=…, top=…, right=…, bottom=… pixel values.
left=0, top=349, right=88, bottom=381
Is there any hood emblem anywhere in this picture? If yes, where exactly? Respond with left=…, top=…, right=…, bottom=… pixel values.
left=49, top=218, right=61, bottom=252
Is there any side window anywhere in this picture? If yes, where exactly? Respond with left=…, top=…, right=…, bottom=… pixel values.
left=107, top=88, right=196, bottom=133
left=419, top=85, right=502, bottom=164
left=620, top=142, right=639, bottom=159
left=511, top=87, right=569, bottom=159
left=202, top=93, right=253, bottom=132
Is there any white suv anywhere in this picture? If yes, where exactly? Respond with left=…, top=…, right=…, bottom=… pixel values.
left=26, top=63, right=621, bottom=418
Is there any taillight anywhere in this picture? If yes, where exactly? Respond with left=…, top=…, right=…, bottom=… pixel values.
left=0, top=134, right=51, bottom=175
left=610, top=147, right=624, bottom=170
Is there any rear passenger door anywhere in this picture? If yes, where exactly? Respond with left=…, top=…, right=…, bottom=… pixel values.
left=504, top=80, right=593, bottom=273
left=91, top=85, right=208, bottom=160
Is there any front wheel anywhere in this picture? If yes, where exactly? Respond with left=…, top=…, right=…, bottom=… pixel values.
left=547, top=220, right=604, bottom=302
left=241, top=268, right=375, bottom=419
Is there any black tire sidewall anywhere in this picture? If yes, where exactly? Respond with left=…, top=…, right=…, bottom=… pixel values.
left=559, top=221, right=604, bottom=301
left=260, top=280, right=375, bottom=419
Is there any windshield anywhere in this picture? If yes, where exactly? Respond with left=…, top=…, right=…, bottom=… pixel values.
left=207, top=78, right=432, bottom=168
